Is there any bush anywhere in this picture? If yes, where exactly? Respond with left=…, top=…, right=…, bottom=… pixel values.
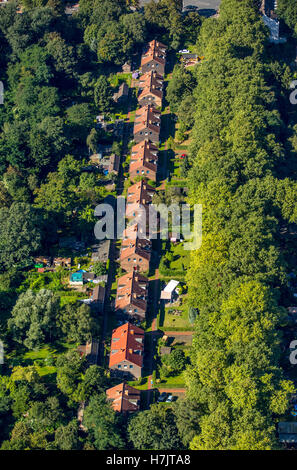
left=161, top=349, right=187, bottom=376
left=188, top=307, right=198, bottom=324
left=93, top=262, right=107, bottom=277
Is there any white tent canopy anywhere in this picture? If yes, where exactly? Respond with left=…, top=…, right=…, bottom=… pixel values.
left=163, top=280, right=179, bottom=293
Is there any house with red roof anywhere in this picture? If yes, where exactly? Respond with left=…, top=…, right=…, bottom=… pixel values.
left=130, top=140, right=158, bottom=182
left=126, top=180, right=154, bottom=221
left=141, top=39, right=167, bottom=76
left=106, top=382, right=141, bottom=413
left=138, top=71, right=163, bottom=108
left=115, top=271, right=148, bottom=320
left=109, top=323, right=144, bottom=379
left=133, top=105, right=161, bottom=143
left=120, top=235, right=151, bottom=273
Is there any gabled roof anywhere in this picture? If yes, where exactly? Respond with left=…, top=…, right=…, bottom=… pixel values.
left=116, top=271, right=148, bottom=312
left=92, top=285, right=105, bottom=302
left=109, top=322, right=144, bottom=368
left=141, top=40, right=167, bottom=67
left=139, top=70, right=163, bottom=87
left=148, top=39, right=167, bottom=52
left=131, top=140, right=158, bottom=157
left=138, top=71, right=163, bottom=102
left=120, top=236, right=151, bottom=263
left=106, top=382, right=141, bottom=412
left=130, top=140, right=158, bottom=176
left=130, top=157, right=157, bottom=175
left=126, top=180, right=155, bottom=206
left=134, top=105, right=161, bottom=135
left=121, top=223, right=149, bottom=242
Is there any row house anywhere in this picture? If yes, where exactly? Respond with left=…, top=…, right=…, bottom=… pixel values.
left=120, top=233, right=151, bottom=273
left=133, top=105, right=161, bottom=143
left=109, top=323, right=144, bottom=380
left=115, top=271, right=148, bottom=320
left=130, top=140, right=158, bottom=182
left=106, top=382, right=141, bottom=413
left=138, top=71, right=164, bottom=108
left=126, top=180, right=155, bottom=221
left=113, top=41, right=167, bottom=336
left=140, top=39, right=167, bottom=76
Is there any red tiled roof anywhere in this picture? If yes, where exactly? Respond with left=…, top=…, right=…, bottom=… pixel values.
left=109, top=322, right=144, bottom=368
left=141, top=40, right=167, bottom=68
left=106, top=382, right=141, bottom=412
left=134, top=105, right=161, bottom=135
left=126, top=180, right=155, bottom=205
left=131, top=140, right=158, bottom=157
left=138, top=71, right=163, bottom=103
left=120, top=237, right=151, bottom=263
left=116, top=271, right=148, bottom=312
left=130, top=140, right=158, bottom=177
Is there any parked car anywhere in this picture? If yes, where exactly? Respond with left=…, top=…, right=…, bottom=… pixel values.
left=166, top=394, right=174, bottom=403
left=157, top=392, right=167, bottom=402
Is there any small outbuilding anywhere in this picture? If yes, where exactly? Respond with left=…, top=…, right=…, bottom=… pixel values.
left=161, top=280, right=179, bottom=302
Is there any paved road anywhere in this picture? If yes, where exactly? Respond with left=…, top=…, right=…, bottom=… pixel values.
left=139, top=0, right=221, bottom=11
left=183, top=0, right=221, bottom=11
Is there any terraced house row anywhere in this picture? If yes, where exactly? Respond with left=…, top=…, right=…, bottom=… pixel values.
left=107, top=40, right=167, bottom=412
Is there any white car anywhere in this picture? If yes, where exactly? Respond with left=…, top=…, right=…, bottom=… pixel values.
left=166, top=394, right=174, bottom=402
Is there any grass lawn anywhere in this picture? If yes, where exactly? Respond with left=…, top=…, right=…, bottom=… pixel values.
left=159, top=242, right=190, bottom=282
left=160, top=303, right=193, bottom=331
left=128, top=378, right=149, bottom=390
left=9, top=342, right=76, bottom=380
left=109, top=72, right=132, bottom=88
left=59, top=291, right=88, bottom=306
left=170, top=243, right=190, bottom=271
left=156, top=371, right=186, bottom=389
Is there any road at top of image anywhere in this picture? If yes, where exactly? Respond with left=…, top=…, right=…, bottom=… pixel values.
left=139, top=0, right=221, bottom=11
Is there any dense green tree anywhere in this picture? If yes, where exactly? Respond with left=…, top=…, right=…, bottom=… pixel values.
left=8, top=289, right=59, bottom=349
left=78, top=365, right=106, bottom=401
left=28, top=396, right=64, bottom=433
left=83, top=394, right=124, bottom=450
left=166, top=65, right=196, bottom=114
left=184, top=0, right=296, bottom=450
left=161, top=349, right=187, bottom=375
left=94, top=76, right=114, bottom=113
left=56, top=350, right=85, bottom=401
left=128, top=404, right=182, bottom=450
left=0, top=203, right=42, bottom=270
left=57, top=303, right=99, bottom=344
left=54, top=420, right=80, bottom=450
left=93, top=261, right=107, bottom=277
